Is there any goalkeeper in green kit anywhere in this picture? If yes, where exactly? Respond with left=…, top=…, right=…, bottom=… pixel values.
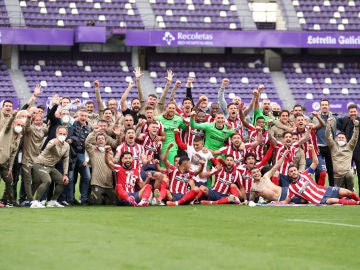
left=156, top=101, right=187, bottom=164
left=190, top=110, right=234, bottom=151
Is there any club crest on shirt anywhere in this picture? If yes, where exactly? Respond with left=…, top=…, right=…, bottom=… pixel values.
left=222, top=132, right=226, bottom=136
left=173, top=121, right=177, bottom=126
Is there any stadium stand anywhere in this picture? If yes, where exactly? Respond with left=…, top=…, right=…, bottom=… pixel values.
left=282, top=55, right=360, bottom=103
left=0, top=0, right=10, bottom=26
left=293, top=0, right=360, bottom=31
left=150, top=0, right=242, bottom=30
left=0, top=60, right=16, bottom=99
left=148, top=53, right=278, bottom=103
left=19, top=0, right=144, bottom=29
left=20, top=52, right=135, bottom=106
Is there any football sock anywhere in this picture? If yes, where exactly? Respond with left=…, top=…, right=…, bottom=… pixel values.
left=159, top=180, right=167, bottom=201
left=178, top=190, right=197, bottom=205
left=349, top=192, right=360, bottom=201
left=142, top=184, right=152, bottom=201
left=116, top=186, right=129, bottom=201
left=194, top=189, right=203, bottom=200
left=230, top=186, right=239, bottom=197
left=338, top=199, right=358, bottom=205
left=318, top=171, right=327, bottom=186
left=212, top=197, right=230, bottom=204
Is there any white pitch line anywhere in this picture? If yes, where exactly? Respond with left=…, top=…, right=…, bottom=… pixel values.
left=288, top=219, right=360, bottom=228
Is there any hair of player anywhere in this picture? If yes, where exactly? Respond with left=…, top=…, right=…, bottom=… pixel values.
left=179, top=156, right=190, bottom=166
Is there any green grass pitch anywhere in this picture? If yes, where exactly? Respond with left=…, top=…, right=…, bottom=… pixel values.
left=1, top=176, right=359, bottom=269
left=1, top=205, right=359, bottom=270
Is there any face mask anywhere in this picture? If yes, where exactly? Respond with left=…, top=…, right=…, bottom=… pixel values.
left=21, top=118, right=27, bottom=125
left=35, top=125, right=43, bottom=130
left=61, top=115, right=70, bottom=123
left=97, top=146, right=105, bottom=153
left=14, top=126, right=23, bottom=134
left=337, top=141, right=346, bottom=147
left=273, top=111, right=280, bottom=117
left=58, top=135, right=66, bottom=143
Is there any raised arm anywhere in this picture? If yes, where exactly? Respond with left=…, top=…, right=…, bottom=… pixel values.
left=120, top=81, right=135, bottom=112
left=193, top=96, right=207, bottom=113
left=243, top=90, right=257, bottom=116
left=267, top=129, right=278, bottom=146
left=263, top=149, right=288, bottom=179
left=325, top=118, right=336, bottom=147
left=133, top=67, right=145, bottom=108
left=23, top=84, right=41, bottom=110
left=174, top=129, right=187, bottom=151
left=239, top=102, right=253, bottom=130
left=185, top=77, right=194, bottom=105
left=311, top=111, right=325, bottom=130
left=348, top=119, right=359, bottom=150
left=94, top=80, right=105, bottom=113
left=218, top=78, right=230, bottom=117
left=104, top=145, right=115, bottom=170
left=157, top=70, right=174, bottom=112
left=169, top=80, right=181, bottom=103
left=308, top=144, right=318, bottom=170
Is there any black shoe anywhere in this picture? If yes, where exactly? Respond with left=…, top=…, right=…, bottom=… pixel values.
left=81, top=201, right=89, bottom=206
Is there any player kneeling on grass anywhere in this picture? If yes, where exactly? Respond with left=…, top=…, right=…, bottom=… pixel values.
left=105, top=148, right=152, bottom=207
left=198, top=155, right=246, bottom=205
left=281, top=145, right=360, bottom=205
left=162, top=143, right=203, bottom=206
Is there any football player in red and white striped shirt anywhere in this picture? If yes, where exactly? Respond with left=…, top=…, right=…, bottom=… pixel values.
left=199, top=155, right=246, bottom=205
left=282, top=145, right=360, bottom=205
left=236, top=143, right=274, bottom=199
left=114, top=128, right=148, bottom=170
left=105, top=149, right=152, bottom=207
left=212, top=133, right=259, bottom=166
left=138, top=106, right=165, bottom=141
left=268, top=129, right=310, bottom=187
left=162, top=143, right=202, bottom=206
left=292, top=113, right=327, bottom=186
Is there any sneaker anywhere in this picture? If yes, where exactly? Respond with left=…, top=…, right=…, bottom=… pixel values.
left=157, top=200, right=166, bottom=206
left=138, top=199, right=149, bottom=207
left=228, top=194, right=241, bottom=205
left=60, top=201, right=70, bottom=206
left=200, top=200, right=212, bottom=205
left=40, top=200, right=46, bottom=207
left=166, top=201, right=178, bottom=206
left=20, top=201, right=32, bottom=207
left=0, top=202, right=4, bottom=208
left=190, top=199, right=200, bottom=205
left=5, top=202, right=14, bottom=208
left=30, top=200, right=45, bottom=208
left=128, top=196, right=138, bottom=207
left=47, top=200, right=65, bottom=208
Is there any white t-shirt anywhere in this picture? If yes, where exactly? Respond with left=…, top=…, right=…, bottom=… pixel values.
left=186, top=146, right=214, bottom=183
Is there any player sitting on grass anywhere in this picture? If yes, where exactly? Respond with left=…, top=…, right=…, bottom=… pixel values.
left=162, top=143, right=203, bottom=206
left=281, top=145, right=360, bottom=205
left=198, top=155, right=246, bottom=205
left=105, top=149, right=152, bottom=207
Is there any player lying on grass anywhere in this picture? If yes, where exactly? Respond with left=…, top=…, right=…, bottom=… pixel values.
left=249, top=149, right=303, bottom=205
left=281, top=145, right=360, bottom=205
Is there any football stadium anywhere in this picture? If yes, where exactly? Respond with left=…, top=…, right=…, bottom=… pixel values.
left=0, top=0, right=360, bottom=269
